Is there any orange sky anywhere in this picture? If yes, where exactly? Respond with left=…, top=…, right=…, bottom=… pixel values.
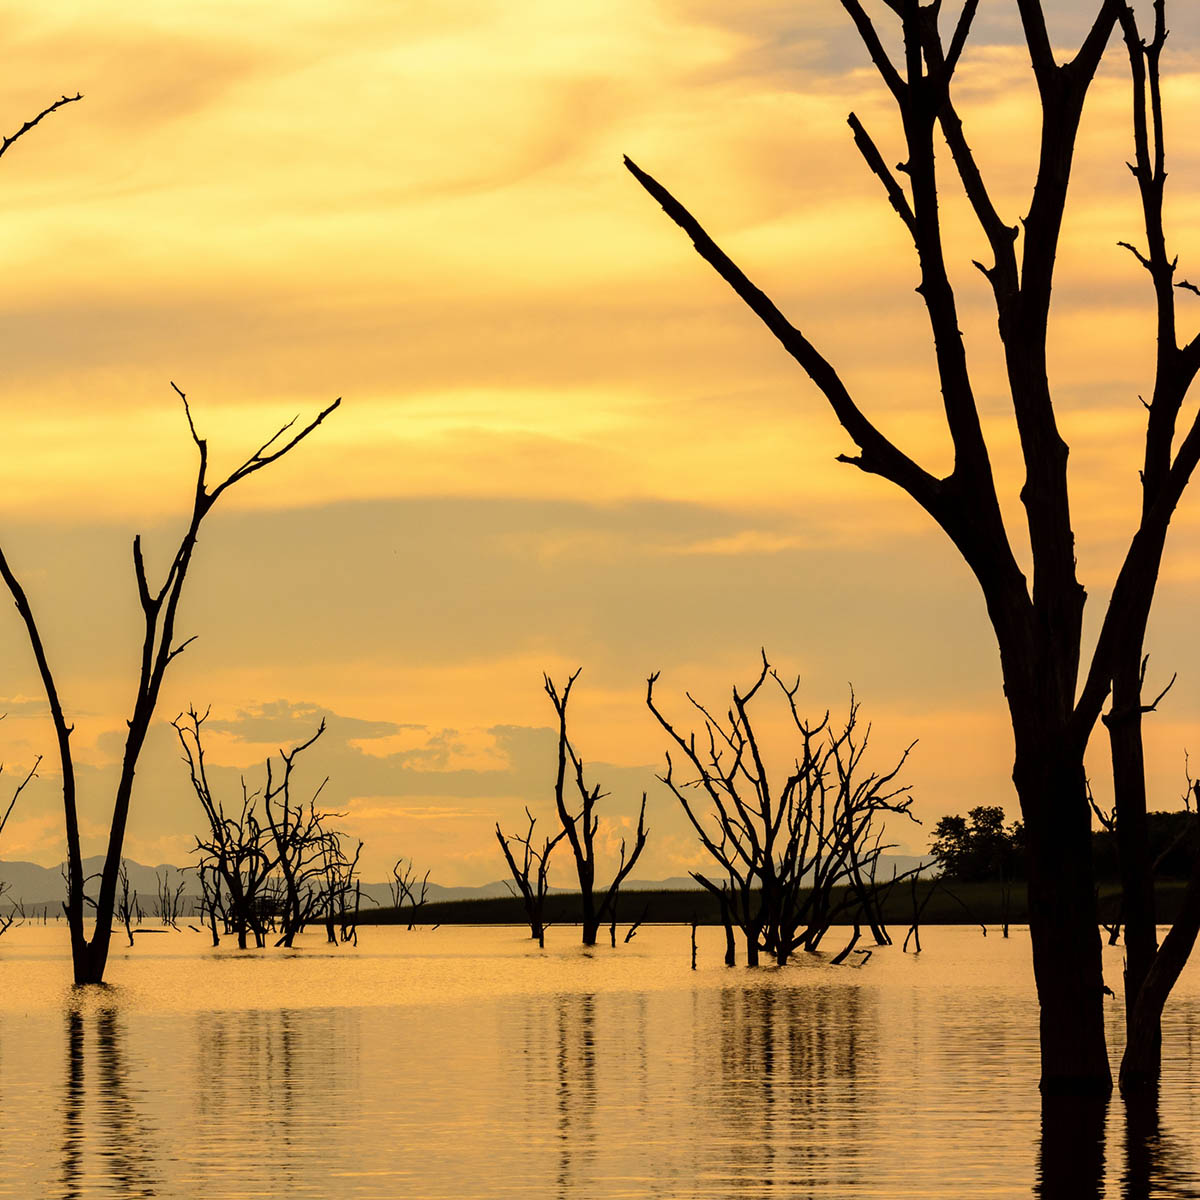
left=2, top=1, right=1200, bottom=884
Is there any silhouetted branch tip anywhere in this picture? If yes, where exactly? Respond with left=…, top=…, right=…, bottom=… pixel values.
left=0, top=92, right=83, bottom=161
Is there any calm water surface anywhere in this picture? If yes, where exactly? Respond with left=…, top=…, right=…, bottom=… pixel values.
left=0, top=922, right=1197, bottom=1198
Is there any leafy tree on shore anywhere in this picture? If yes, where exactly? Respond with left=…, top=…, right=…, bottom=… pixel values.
left=929, top=807, right=1025, bottom=883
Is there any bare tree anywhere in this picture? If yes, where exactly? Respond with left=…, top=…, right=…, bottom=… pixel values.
left=177, top=707, right=364, bottom=950
left=0, top=91, right=81, bottom=941
left=195, top=860, right=222, bottom=947
left=1109, top=738, right=1200, bottom=1087
left=116, top=861, right=137, bottom=948
left=1087, top=783, right=1123, bottom=946
left=544, top=671, right=648, bottom=946
left=155, top=869, right=186, bottom=929
left=623, top=0, right=1200, bottom=1094
left=647, top=657, right=917, bottom=966
left=261, top=722, right=337, bottom=948
left=175, top=707, right=274, bottom=949
left=0, top=758, right=41, bottom=938
left=0, top=391, right=339, bottom=983
left=318, top=832, right=363, bottom=944
left=389, top=857, right=430, bottom=930
left=1102, top=3, right=1200, bottom=1091
left=495, top=808, right=566, bottom=946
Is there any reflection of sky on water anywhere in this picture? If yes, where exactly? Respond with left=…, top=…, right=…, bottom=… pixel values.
left=0, top=925, right=1197, bottom=1196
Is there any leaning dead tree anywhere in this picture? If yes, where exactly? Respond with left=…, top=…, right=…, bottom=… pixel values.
left=647, top=657, right=918, bottom=966
left=625, top=0, right=1200, bottom=1095
left=496, top=808, right=566, bottom=946
left=0, top=756, right=40, bottom=938
left=0, top=386, right=338, bottom=987
left=0, top=93, right=79, bottom=940
left=545, top=670, right=648, bottom=947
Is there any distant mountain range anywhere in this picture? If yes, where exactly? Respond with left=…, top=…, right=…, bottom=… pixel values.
left=0, top=853, right=936, bottom=915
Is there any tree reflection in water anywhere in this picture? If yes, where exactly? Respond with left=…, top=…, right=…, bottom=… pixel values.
left=61, top=1003, right=159, bottom=1198
left=1036, top=1085, right=1198, bottom=1200
left=713, top=984, right=866, bottom=1194
left=1036, top=1094, right=1107, bottom=1200
left=554, top=993, right=597, bottom=1198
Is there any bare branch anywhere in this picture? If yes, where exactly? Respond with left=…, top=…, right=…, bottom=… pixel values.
left=847, top=112, right=915, bottom=237
left=623, top=155, right=941, bottom=509
left=839, top=0, right=906, bottom=100
left=0, top=93, right=82, bottom=161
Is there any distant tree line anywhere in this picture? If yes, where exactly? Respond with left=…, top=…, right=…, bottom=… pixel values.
left=930, top=803, right=1199, bottom=884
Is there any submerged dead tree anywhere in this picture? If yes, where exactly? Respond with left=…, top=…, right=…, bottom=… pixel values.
left=647, top=656, right=918, bottom=966
left=1, top=391, right=338, bottom=983
left=1103, top=4, right=1200, bottom=1093
left=176, top=707, right=272, bottom=949
left=261, top=721, right=334, bottom=948
left=624, top=0, right=1200, bottom=1094
left=155, top=869, right=186, bottom=929
left=116, top=861, right=137, bottom=947
left=320, top=833, right=363, bottom=944
left=389, top=857, right=430, bottom=929
left=545, top=671, right=648, bottom=947
left=176, top=708, right=361, bottom=950
left=496, top=808, right=566, bottom=946
left=0, top=757, right=40, bottom=938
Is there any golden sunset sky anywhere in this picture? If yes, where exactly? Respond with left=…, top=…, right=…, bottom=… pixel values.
left=1, top=0, right=1200, bottom=885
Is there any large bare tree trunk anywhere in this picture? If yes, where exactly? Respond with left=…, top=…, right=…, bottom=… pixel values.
left=1017, top=751, right=1110, bottom=1091
left=1105, top=655, right=1160, bottom=1078
left=626, top=0, right=1175, bottom=1095
left=0, top=391, right=338, bottom=985
left=1121, top=863, right=1200, bottom=1088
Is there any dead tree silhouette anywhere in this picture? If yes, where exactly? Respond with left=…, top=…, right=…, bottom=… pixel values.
left=495, top=807, right=566, bottom=946
left=625, top=0, right=1200, bottom=1094
left=544, top=670, right=647, bottom=946
left=0, top=757, right=40, bottom=937
left=1102, top=2, right=1200, bottom=1092
left=320, top=831, right=363, bottom=944
left=647, top=656, right=918, bottom=966
left=389, top=856, right=430, bottom=929
left=155, top=868, right=186, bottom=929
left=0, top=90, right=81, bottom=945
left=178, top=707, right=361, bottom=949
left=261, top=721, right=337, bottom=947
left=176, top=706, right=274, bottom=949
left=0, top=392, right=339, bottom=983
left=116, top=861, right=137, bottom=948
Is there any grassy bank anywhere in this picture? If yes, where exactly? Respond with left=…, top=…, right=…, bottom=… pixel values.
left=356, top=879, right=1187, bottom=930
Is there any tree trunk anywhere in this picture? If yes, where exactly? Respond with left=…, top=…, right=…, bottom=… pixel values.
left=1106, top=655, right=1160, bottom=1085
left=580, top=888, right=598, bottom=947
left=1120, top=856, right=1200, bottom=1090
left=719, top=891, right=736, bottom=966
left=1036, top=1092, right=1108, bottom=1200
left=745, top=924, right=759, bottom=968
left=1017, top=751, right=1112, bottom=1094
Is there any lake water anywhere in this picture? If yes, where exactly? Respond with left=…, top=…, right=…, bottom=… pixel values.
left=0, top=922, right=1196, bottom=1198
